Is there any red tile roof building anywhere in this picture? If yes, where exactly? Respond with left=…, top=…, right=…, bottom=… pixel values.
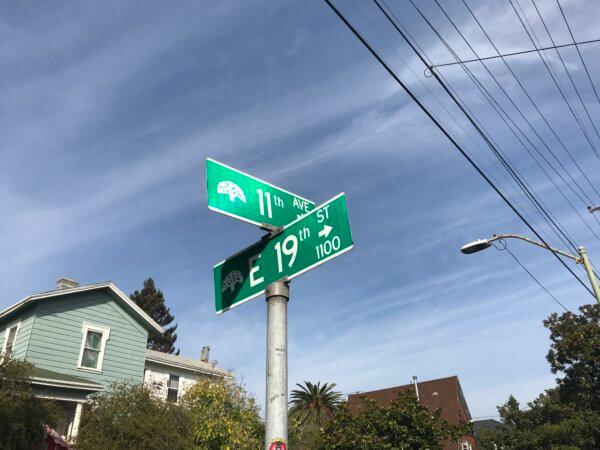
left=347, top=375, right=477, bottom=450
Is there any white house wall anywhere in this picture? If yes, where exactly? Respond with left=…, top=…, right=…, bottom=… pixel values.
left=144, top=362, right=207, bottom=401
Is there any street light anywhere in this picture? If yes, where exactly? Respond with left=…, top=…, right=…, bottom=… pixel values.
left=461, top=233, right=600, bottom=305
left=460, top=239, right=491, bottom=254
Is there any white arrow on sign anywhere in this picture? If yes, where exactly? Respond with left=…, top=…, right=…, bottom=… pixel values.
left=318, top=225, right=333, bottom=238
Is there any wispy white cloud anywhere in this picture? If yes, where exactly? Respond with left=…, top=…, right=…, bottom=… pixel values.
left=2, top=0, right=599, bottom=420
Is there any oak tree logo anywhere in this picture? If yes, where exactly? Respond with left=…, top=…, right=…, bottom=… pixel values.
left=222, top=270, right=244, bottom=293
left=217, top=181, right=246, bottom=203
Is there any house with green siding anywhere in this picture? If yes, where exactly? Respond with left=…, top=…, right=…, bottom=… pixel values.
left=0, top=278, right=231, bottom=443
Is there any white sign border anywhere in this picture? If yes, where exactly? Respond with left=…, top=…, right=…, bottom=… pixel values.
left=214, top=192, right=352, bottom=315
left=207, top=158, right=316, bottom=227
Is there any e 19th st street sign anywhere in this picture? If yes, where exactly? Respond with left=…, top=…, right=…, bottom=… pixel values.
left=207, top=158, right=316, bottom=227
left=214, top=193, right=353, bottom=314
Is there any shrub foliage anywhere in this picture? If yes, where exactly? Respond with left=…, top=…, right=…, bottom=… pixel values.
left=0, top=357, right=57, bottom=450
left=180, top=377, right=264, bottom=450
left=77, top=382, right=192, bottom=450
left=479, top=303, right=600, bottom=449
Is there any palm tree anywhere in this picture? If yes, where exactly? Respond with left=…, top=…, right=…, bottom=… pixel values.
left=289, top=381, right=342, bottom=427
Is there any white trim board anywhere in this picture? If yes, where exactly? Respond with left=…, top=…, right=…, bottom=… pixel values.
left=214, top=192, right=346, bottom=266
left=215, top=193, right=352, bottom=314
left=1, top=320, right=21, bottom=356
left=216, top=246, right=353, bottom=315
left=36, top=394, right=91, bottom=403
left=30, top=377, right=103, bottom=391
left=206, top=158, right=315, bottom=203
left=145, top=356, right=232, bottom=378
left=77, top=322, right=111, bottom=372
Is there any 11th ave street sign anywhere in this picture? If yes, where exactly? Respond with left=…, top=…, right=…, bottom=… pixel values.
left=214, top=193, right=353, bottom=314
left=207, top=158, right=316, bottom=227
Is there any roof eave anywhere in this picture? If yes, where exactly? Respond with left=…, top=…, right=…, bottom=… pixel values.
left=145, top=356, right=232, bottom=378
left=30, top=377, right=103, bottom=391
left=107, top=282, right=165, bottom=334
left=0, top=282, right=164, bottom=335
left=456, top=379, right=472, bottom=421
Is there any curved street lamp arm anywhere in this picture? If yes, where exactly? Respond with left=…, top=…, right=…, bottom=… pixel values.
left=487, top=234, right=581, bottom=262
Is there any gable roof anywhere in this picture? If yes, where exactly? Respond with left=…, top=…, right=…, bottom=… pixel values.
left=145, top=349, right=233, bottom=378
left=0, top=282, right=164, bottom=334
left=348, top=375, right=472, bottom=424
left=472, top=419, right=505, bottom=433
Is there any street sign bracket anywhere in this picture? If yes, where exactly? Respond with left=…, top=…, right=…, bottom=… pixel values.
left=213, top=193, right=352, bottom=315
left=261, top=224, right=284, bottom=239
left=265, top=277, right=290, bottom=302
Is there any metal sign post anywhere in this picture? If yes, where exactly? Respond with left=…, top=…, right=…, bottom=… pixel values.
left=207, top=160, right=353, bottom=450
left=265, top=281, right=289, bottom=449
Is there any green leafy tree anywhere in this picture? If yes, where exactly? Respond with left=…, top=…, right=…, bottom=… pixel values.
left=131, top=277, right=179, bottom=354
left=180, top=377, right=263, bottom=449
left=479, top=303, right=600, bottom=449
left=0, top=357, right=57, bottom=450
left=545, top=303, right=600, bottom=409
left=318, top=391, right=470, bottom=450
left=478, top=392, right=600, bottom=450
left=77, top=382, right=192, bottom=450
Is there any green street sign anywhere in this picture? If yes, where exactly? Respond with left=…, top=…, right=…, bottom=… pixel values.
left=214, top=193, right=353, bottom=314
left=207, top=158, right=316, bottom=227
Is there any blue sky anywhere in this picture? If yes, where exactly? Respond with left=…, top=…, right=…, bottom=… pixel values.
left=2, top=0, right=600, bottom=419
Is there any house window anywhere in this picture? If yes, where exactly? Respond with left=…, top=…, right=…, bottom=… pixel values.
left=460, top=442, right=472, bottom=450
left=167, top=375, right=179, bottom=402
left=3, top=323, right=19, bottom=357
left=77, top=323, right=110, bottom=371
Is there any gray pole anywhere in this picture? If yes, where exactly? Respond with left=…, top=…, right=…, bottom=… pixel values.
left=265, top=281, right=289, bottom=449
left=577, top=246, right=600, bottom=305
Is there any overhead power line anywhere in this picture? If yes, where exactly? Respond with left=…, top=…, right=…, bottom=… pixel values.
left=396, top=0, right=598, bottom=270
left=398, top=0, right=600, bottom=283
left=346, top=0, right=551, bottom=242
left=375, top=3, right=561, bottom=247
left=418, top=0, right=600, bottom=250
left=556, top=0, right=600, bottom=107
left=322, top=0, right=596, bottom=299
left=509, top=0, right=600, bottom=163
left=459, top=0, right=600, bottom=208
left=378, top=2, right=568, bottom=248
left=431, top=37, right=600, bottom=68
left=402, top=0, right=600, bottom=278
left=556, top=0, right=600, bottom=111
left=531, top=0, right=600, bottom=145
left=442, top=0, right=600, bottom=243
left=407, top=0, right=581, bottom=254
left=357, top=0, right=560, bottom=248
left=500, top=243, right=570, bottom=312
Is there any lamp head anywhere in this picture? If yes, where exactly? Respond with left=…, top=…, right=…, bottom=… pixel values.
left=461, top=239, right=492, bottom=254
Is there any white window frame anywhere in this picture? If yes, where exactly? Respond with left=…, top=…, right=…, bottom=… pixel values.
left=2, top=320, right=21, bottom=358
left=167, top=374, right=180, bottom=402
left=77, top=323, right=110, bottom=373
